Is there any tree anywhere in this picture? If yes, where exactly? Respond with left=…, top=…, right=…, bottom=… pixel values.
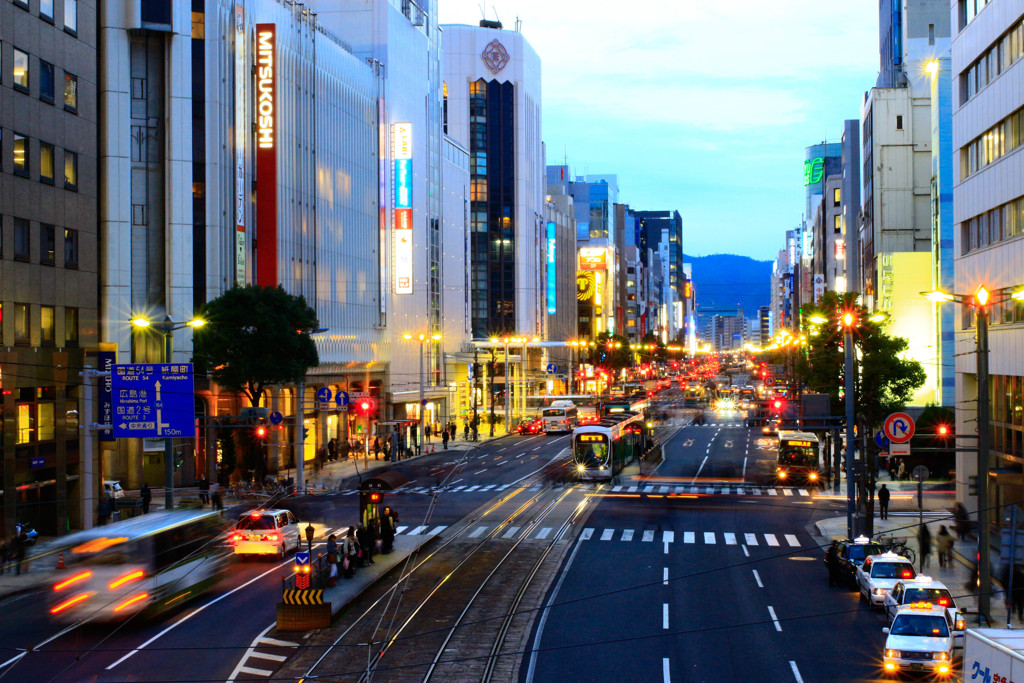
left=192, top=285, right=320, bottom=408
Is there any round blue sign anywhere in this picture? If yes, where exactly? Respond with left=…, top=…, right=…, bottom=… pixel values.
left=335, top=391, right=349, bottom=407
left=316, top=386, right=332, bottom=403
left=268, top=410, right=284, bottom=425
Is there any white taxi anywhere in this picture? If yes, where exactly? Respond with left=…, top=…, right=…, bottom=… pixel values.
left=882, top=602, right=964, bottom=677
left=856, top=551, right=916, bottom=607
left=883, top=575, right=958, bottom=625
left=230, top=509, right=300, bottom=559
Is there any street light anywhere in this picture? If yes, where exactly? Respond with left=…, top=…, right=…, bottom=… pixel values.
left=403, top=332, right=442, bottom=455
left=130, top=314, right=206, bottom=510
left=921, top=284, right=1024, bottom=623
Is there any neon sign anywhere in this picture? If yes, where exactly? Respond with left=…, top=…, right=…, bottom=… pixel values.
left=255, top=24, right=277, bottom=286
left=393, top=123, right=413, bottom=294
left=804, top=157, right=824, bottom=186
left=579, top=247, right=607, bottom=270
left=546, top=222, right=557, bottom=315
left=256, top=29, right=275, bottom=149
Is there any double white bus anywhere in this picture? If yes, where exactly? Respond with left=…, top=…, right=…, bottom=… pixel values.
left=49, top=509, right=230, bottom=623
left=542, top=399, right=580, bottom=433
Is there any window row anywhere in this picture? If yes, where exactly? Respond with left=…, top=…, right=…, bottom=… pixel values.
left=2, top=217, right=79, bottom=266
left=960, top=195, right=1024, bottom=254
left=961, top=16, right=1024, bottom=105
left=960, top=107, right=1024, bottom=179
left=12, top=385, right=79, bottom=446
left=0, top=129, right=79, bottom=188
left=10, top=0, right=77, bottom=33
left=3, top=44, right=80, bottom=111
left=0, top=302, right=80, bottom=347
left=959, top=0, right=993, bottom=31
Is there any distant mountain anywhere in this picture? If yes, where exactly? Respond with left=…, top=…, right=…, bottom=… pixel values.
left=685, top=254, right=772, bottom=320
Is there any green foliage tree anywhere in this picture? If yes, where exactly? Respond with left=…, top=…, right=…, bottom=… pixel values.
left=192, top=285, right=320, bottom=407
left=797, top=291, right=926, bottom=428
left=595, top=332, right=633, bottom=374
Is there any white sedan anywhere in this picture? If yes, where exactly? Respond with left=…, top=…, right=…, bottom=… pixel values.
left=856, top=551, right=916, bottom=608
left=882, top=575, right=957, bottom=624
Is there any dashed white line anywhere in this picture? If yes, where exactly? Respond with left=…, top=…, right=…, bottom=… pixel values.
left=742, top=544, right=750, bottom=557
left=790, top=661, right=804, bottom=683
left=691, top=455, right=709, bottom=484
left=663, top=658, right=671, bottom=683
left=663, top=603, right=669, bottom=629
left=753, top=569, right=763, bottom=588
left=472, top=469, right=487, bottom=475
left=768, top=605, right=782, bottom=631
left=663, top=567, right=669, bottom=585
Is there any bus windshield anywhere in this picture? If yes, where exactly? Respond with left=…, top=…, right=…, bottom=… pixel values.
left=779, top=441, right=818, bottom=468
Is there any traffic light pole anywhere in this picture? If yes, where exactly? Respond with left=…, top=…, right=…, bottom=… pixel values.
left=296, top=381, right=305, bottom=492
left=844, top=325, right=856, bottom=539
left=977, top=305, right=991, bottom=622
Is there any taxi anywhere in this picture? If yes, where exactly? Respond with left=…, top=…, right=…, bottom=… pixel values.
left=883, top=575, right=958, bottom=625
left=856, top=551, right=916, bottom=607
left=881, top=602, right=964, bottom=677
left=829, top=536, right=884, bottom=588
left=230, top=509, right=301, bottom=560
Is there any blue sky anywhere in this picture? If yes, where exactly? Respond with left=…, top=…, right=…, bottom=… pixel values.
left=438, top=1, right=881, bottom=261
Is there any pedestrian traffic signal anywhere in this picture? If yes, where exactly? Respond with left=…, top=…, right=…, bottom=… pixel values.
left=368, top=492, right=381, bottom=504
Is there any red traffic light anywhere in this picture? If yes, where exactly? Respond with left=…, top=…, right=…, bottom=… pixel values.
left=937, top=425, right=949, bottom=436
left=368, top=492, right=381, bottom=503
left=360, top=400, right=373, bottom=412
left=255, top=425, right=267, bottom=438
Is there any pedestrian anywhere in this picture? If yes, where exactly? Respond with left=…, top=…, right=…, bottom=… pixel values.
left=98, top=496, right=112, bottom=526
left=936, top=525, right=954, bottom=568
left=381, top=507, right=397, bottom=553
left=878, top=483, right=890, bottom=520
left=140, top=482, right=152, bottom=514
left=441, top=428, right=449, bottom=450
left=825, top=540, right=842, bottom=587
left=897, top=459, right=906, bottom=481
left=410, top=423, right=418, bottom=453
left=199, top=476, right=210, bottom=505
left=342, top=527, right=359, bottom=578
left=356, top=523, right=373, bottom=567
left=326, top=534, right=339, bottom=586
left=328, top=437, right=338, bottom=462
left=425, top=424, right=432, bottom=442
left=389, top=431, right=399, bottom=461
left=954, top=503, right=970, bottom=541
left=372, top=436, right=380, bottom=460
left=463, top=422, right=469, bottom=441
left=919, top=523, right=932, bottom=568
left=13, top=528, right=28, bottom=576
left=211, top=481, right=223, bottom=511
left=366, top=517, right=380, bottom=565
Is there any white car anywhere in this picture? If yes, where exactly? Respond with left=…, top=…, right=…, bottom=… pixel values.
left=883, top=575, right=958, bottom=624
left=230, top=509, right=301, bottom=559
left=856, top=551, right=916, bottom=607
left=103, top=480, right=126, bottom=499
left=882, top=602, right=964, bottom=677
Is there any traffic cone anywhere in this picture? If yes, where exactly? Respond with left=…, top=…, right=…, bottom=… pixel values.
left=56, top=552, right=65, bottom=570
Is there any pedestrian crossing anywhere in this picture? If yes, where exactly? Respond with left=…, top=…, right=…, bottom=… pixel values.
left=334, top=483, right=829, bottom=498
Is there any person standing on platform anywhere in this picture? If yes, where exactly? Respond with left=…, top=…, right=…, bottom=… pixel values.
left=140, top=483, right=152, bottom=514
left=878, top=483, right=890, bottom=520
left=442, top=428, right=449, bottom=450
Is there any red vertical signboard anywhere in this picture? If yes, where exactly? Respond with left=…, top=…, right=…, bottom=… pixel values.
left=255, top=24, right=277, bottom=286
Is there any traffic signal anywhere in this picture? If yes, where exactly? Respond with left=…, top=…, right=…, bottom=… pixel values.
left=358, top=399, right=375, bottom=415
left=771, top=399, right=784, bottom=414
left=255, top=424, right=267, bottom=439
left=368, top=492, right=382, bottom=504
left=937, top=425, right=949, bottom=436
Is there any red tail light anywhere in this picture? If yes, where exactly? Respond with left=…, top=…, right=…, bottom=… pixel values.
left=109, top=570, right=144, bottom=590
left=54, top=571, right=92, bottom=592
left=51, top=592, right=91, bottom=614
left=113, top=593, right=149, bottom=612
left=264, top=534, right=279, bottom=541
left=938, top=598, right=950, bottom=606
left=901, top=570, right=913, bottom=579
left=232, top=533, right=243, bottom=541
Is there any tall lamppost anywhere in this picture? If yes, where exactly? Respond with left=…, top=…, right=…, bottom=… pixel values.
left=924, top=284, right=1024, bottom=623
left=403, top=332, right=441, bottom=455
left=131, top=314, right=206, bottom=510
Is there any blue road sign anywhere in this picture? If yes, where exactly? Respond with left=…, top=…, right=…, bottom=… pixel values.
left=112, top=364, right=196, bottom=439
left=98, top=350, right=116, bottom=442
left=316, top=387, right=333, bottom=403
left=269, top=410, right=284, bottom=425
left=875, top=431, right=890, bottom=449
left=295, top=551, right=310, bottom=566
left=546, top=363, right=557, bottom=374
left=335, top=391, right=349, bottom=408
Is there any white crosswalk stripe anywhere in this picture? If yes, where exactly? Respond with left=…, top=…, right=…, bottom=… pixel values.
left=785, top=534, right=800, bottom=547
left=621, top=529, right=634, bottom=542
left=465, top=485, right=480, bottom=492
left=724, top=532, right=737, bottom=545
left=469, top=526, right=487, bottom=538
left=408, top=525, right=428, bottom=535
left=428, top=526, right=447, bottom=536
left=395, top=526, right=408, bottom=534
left=536, top=527, right=553, bottom=540
left=704, top=532, right=716, bottom=544
left=765, top=534, right=780, bottom=546
left=502, top=526, right=520, bottom=539
left=612, top=485, right=623, bottom=492
left=663, top=530, right=674, bottom=544
left=798, top=489, right=809, bottom=496
left=600, top=528, right=615, bottom=541
left=768, top=489, right=778, bottom=496
left=642, top=530, right=655, bottom=542
left=745, top=533, right=758, bottom=546
left=479, top=484, right=496, bottom=491
left=683, top=531, right=695, bottom=544
left=451, top=485, right=466, bottom=491
left=581, top=528, right=594, bottom=540
left=782, top=489, right=793, bottom=496
left=627, top=486, right=638, bottom=492
left=497, top=484, right=510, bottom=491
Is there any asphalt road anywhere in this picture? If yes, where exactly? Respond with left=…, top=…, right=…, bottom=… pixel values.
left=0, top=429, right=576, bottom=683
left=524, top=408, right=900, bottom=683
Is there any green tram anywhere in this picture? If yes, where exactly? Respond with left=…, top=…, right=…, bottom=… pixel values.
left=572, top=412, right=650, bottom=481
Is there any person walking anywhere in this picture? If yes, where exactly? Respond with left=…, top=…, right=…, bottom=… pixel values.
left=463, top=422, right=470, bottom=441
left=410, top=423, right=419, bottom=456
left=342, top=527, right=359, bottom=578
left=825, top=540, right=842, bottom=587
left=936, top=525, right=954, bottom=569
left=878, top=483, right=890, bottom=520
left=954, top=503, right=970, bottom=541
left=441, top=428, right=449, bottom=451
left=211, top=481, right=223, bottom=511
left=140, top=483, right=152, bottom=514
left=919, top=523, right=932, bottom=568
left=381, top=507, right=397, bottom=553
left=373, top=436, right=381, bottom=460
left=366, top=517, right=380, bottom=565
left=326, top=534, right=339, bottom=586
left=328, top=437, right=338, bottom=463
left=897, top=459, right=907, bottom=481
left=425, top=424, right=432, bottom=443
left=356, top=524, right=373, bottom=567
left=13, top=528, right=28, bottom=576
left=199, top=476, right=210, bottom=505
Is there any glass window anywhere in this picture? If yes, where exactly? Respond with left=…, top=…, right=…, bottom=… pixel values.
left=833, top=188, right=841, bottom=206
left=16, top=404, right=35, bottom=444
left=64, top=151, right=78, bottom=189
left=64, top=228, right=79, bottom=267
left=65, top=307, right=79, bottom=346
left=40, top=224, right=55, bottom=265
left=40, top=142, right=55, bottom=183
left=896, top=115, right=903, bottom=130
left=14, top=218, right=31, bottom=261
left=40, top=306, right=55, bottom=345
left=14, top=303, right=30, bottom=344
left=64, top=73, right=78, bottom=112
left=65, top=386, right=79, bottom=436
left=833, top=214, right=842, bottom=233
left=13, top=133, right=29, bottom=176
left=13, top=49, right=30, bottom=92
left=41, top=0, right=54, bottom=20
left=40, top=61, right=55, bottom=103
left=37, top=403, right=55, bottom=441
left=64, top=0, right=78, bottom=33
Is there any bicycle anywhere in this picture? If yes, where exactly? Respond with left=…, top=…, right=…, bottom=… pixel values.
left=877, top=535, right=917, bottom=565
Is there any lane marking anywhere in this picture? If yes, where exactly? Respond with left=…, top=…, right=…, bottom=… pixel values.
left=469, top=526, right=487, bottom=538
left=663, top=603, right=669, bottom=629
left=600, top=529, right=614, bottom=541
left=428, top=526, right=447, bottom=536
left=251, top=652, right=287, bottom=662
left=621, top=529, right=634, bottom=542
left=742, top=545, right=750, bottom=557
left=785, top=534, right=800, bottom=547
left=765, top=534, right=780, bottom=547
left=395, top=526, right=409, bottom=534
left=472, top=470, right=487, bottom=475
left=768, top=605, right=782, bottom=631
left=742, top=457, right=748, bottom=480
left=258, top=637, right=298, bottom=648
left=798, top=489, right=809, bottom=496
left=239, top=665, right=273, bottom=676
left=464, top=485, right=480, bottom=492
left=782, top=489, right=793, bottom=496
left=580, top=528, right=594, bottom=541
left=663, top=658, right=671, bottom=683
left=503, top=526, right=521, bottom=539
left=408, top=526, right=428, bottom=536
left=753, top=569, right=763, bottom=588
left=724, top=532, right=736, bottom=545
left=612, top=485, right=623, bottom=492
left=790, top=661, right=804, bottom=683
left=683, top=531, right=695, bottom=544
left=663, top=567, right=669, bottom=586
left=744, top=533, right=758, bottom=546
left=479, top=484, right=496, bottom=491
left=642, top=530, right=654, bottom=542
left=703, top=532, right=716, bottom=544
left=691, top=455, right=708, bottom=484
left=768, top=489, right=778, bottom=496
left=536, top=527, right=553, bottom=540
left=662, top=530, right=674, bottom=544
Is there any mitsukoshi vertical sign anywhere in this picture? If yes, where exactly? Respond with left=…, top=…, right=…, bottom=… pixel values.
left=393, top=123, right=413, bottom=294
left=255, top=24, right=277, bottom=286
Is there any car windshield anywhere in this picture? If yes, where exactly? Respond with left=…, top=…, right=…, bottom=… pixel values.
left=237, top=516, right=275, bottom=530
left=905, top=588, right=954, bottom=606
left=847, top=543, right=883, bottom=561
left=872, top=562, right=915, bottom=579
left=890, top=614, right=949, bottom=637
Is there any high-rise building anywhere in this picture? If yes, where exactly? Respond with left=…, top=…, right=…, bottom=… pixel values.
left=758, top=306, right=772, bottom=347
left=951, top=0, right=1024, bottom=508
left=1, top=0, right=98, bottom=533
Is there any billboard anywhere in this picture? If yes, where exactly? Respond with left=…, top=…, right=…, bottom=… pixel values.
left=546, top=222, right=557, bottom=315
left=576, top=271, right=596, bottom=302
left=393, top=123, right=413, bottom=294
left=578, top=247, right=607, bottom=270
left=255, top=24, right=277, bottom=286
left=234, top=5, right=247, bottom=286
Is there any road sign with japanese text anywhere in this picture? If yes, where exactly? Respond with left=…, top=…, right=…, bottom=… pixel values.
left=112, top=364, right=196, bottom=439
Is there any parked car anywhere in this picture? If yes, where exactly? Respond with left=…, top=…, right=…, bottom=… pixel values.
left=826, top=536, right=884, bottom=588
left=103, top=480, right=126, bottom=499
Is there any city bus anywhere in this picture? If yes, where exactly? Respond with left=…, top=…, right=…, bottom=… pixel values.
left=776, top=430, right=822, bottom=484
left=49, top=509, right=230, bottom=623
left=542, top=399, right=580, bottom=433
